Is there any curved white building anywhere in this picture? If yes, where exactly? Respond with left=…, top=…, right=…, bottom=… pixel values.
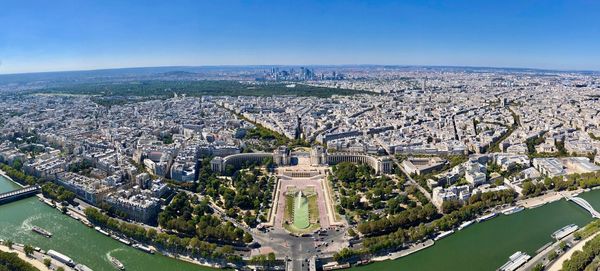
left=211, top=146, right=392, bottom=174
left=325, top=152, right=392, bottom=174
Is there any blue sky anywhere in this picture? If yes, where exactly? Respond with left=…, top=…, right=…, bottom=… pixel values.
left=1, top=0, right=600, bottom=74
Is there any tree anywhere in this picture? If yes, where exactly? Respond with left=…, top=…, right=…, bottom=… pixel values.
left=23, top=245, right=34, bottom=257
left=559, top=240, right=568, bottom=251
left=43, top=258, right=51, bottom=267
left=4, top=240, right=13, bottom=249
left=0, top=251, right=39, bottom=271
left=441, top=200, right=462, bottom=214
left=243, top=232, right=253, bottom=243
left=267, top=252, right=276, bottom=264
left=532, top=263, right=544, bottom=271
left=57, top=267, right=65, bottom=271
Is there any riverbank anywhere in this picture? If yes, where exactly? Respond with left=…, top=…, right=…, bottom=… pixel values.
left=0, top=169, right=25, bottom=188
left=0, top=243, right=73, bottom=271
left=371, top=239, right=434, bottom=262
left=547, top=231, right=600, bottom=271
left=37, top=194, right=226, bottom=270
left=372, top=191, right=580, bottom=261
left=349, top=190, right=596, bottom=271
left=518, top=190, right=581, bottom=209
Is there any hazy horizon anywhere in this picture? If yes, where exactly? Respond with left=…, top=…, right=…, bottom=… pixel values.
left=1, top=63, right=599, bottom=77
left=2, top=0, right=600, bottom=74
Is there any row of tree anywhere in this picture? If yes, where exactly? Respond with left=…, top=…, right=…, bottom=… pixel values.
left=41, top=183, right=76, bottom=204
left=522, top=171, right=600, bottom=198
left=0, top=163, right=36, bottom=186
left=561, top=233, right=600, bottom=271
left=335, top=189, right=516, bottom=262
left=84, top=207, right=242, bottom=263
left=356, top=203, right=438, bottom=236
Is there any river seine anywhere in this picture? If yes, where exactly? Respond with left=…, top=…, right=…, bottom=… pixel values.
left=2, top=175, right=599, bottom=271
left=0, top=175, right=215, bottom=271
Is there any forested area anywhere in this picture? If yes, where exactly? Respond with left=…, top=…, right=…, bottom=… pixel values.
left=218, top=169, right=274, bottom=226
left=193, top=159, right=274, bottom=227
left=331, top=162, right=427, bottom=224
left=33, top=80, right=367, bottom=99
left=158, top=192, right=252, bottom=244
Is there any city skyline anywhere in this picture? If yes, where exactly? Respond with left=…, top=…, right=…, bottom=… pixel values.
left=4, top=1, right=600, bottom=270
left=2, top=0, right=600, bottom=74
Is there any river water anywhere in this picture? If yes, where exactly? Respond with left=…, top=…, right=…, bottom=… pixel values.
left=0, top=175, right=215, bottom=271
left=351, top=191, right=600, bottom=271
left=2, top=174, right=600, bottom=271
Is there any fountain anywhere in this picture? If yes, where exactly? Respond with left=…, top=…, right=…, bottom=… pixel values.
left=293, top=190, right=310, bottom=229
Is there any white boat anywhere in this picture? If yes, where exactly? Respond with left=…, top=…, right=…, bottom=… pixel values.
left=132, top=244, right=154, bottom=254
left=502, top=206, right=524, bottom=215
left=551, top=224, right=579, bottom=240
left=31, top=226, right=52, bottom=238
left=477, top=212, right=498, bottom=223
left=117, top=237, right=131, bottom=246
left=95, top=227, right=110, bottom=236
left=75, top=263, right=94, bottom=271
left=108, top=255, right=125, bottom=270
left=434, top=230, right=454, bottom=241
left=458, top=220, right=474, bottom=230
left=497, top=251, right=530, bottom=271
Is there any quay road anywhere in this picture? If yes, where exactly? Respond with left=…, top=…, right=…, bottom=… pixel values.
left=516, top=234, right=575, bottom=271
left=0, top=242, right=75, bottom=271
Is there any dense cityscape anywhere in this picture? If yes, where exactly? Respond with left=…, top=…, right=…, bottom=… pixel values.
left=2, top=0, right=600, bottom=270
left=0, top=66, right=600, bottom=271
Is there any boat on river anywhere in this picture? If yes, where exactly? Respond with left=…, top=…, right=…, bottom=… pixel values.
left=111, top=234, right=131, bottom=246
left=551, top=224, right=579, bottom=240
left=497, top=251, right=530, bottom=271
left=108, top=255, right=125, bottom=270
left=458, top=220, right=474, bottom=230
left=94, top=226, right=110, bottom=236
left=434, top=230, right=454, bottom=241
left=501, top=206, right=524, bottom=215
left=74, top=263, right=94, bottom=271
left=31, top=226, right=52, bottom=237
left=133, top=243, right=154, bottom=254
left=477, top=212, right=497, bottom=222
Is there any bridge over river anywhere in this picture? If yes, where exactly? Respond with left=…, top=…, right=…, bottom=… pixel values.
left=0, top=185, right=40, bottom=205
left=565, top=195, right=600, bottom=218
